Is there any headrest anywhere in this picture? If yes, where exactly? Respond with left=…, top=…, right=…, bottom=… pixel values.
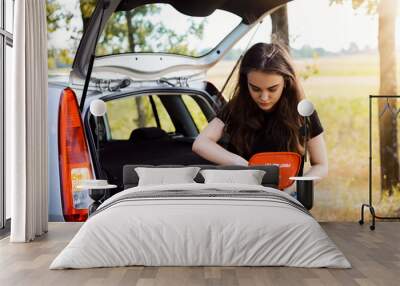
left=129, top=127, right=169, bottom=142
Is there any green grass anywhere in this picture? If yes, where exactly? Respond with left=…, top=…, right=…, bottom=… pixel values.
left=105, top=95, right=176, bottom=139
left=295, top=54, right=380, bottom=77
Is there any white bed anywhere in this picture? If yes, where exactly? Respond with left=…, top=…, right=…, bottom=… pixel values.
left=50, top=183, right=351, bottom=269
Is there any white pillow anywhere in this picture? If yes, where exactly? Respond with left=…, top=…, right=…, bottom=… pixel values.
left=135, top=167, right=201, bottom=186
left=200, top=169, right=266, bottom=185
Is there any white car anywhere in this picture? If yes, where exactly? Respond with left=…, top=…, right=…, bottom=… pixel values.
left=48, top=0, right=290, bottom=222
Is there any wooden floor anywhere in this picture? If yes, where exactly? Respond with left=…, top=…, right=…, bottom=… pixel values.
left=0, top=222, right=399, bottom=286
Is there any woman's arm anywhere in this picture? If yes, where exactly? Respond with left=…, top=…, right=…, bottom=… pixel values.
left=303, top=132, right=328, bottom=179
left=192, top=118, right=248, bottom=166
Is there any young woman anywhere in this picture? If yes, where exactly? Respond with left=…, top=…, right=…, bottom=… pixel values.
left=192, top=42, right=328, bottom=189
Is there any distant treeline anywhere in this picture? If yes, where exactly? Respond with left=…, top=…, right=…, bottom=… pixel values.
left=222, top=42, right=376, bottom=60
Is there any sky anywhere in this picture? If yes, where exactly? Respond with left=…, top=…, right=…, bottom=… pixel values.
left=50, top=0, right=400, bottom=53
left=288, top=0, right=380, bottom=52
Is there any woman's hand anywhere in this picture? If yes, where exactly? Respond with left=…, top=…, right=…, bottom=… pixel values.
left=305, top=133, right=328, bottom=179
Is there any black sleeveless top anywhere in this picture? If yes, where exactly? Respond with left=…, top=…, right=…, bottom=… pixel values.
left=215, top=105, right=324, bottom=176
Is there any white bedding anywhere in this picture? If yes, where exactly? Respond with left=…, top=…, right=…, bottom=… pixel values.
left=50, top=183, right=351, bottom=269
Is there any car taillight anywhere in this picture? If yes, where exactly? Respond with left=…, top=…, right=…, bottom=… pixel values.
left=58, top=87, right=93, bottom=222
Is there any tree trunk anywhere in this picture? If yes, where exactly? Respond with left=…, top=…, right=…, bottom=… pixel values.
left=125, top=11, right=136, bottom=53
left=80, top=0, right=96, bottom=34
left=377, top=0, right=399, bottom=194
left=134, top=97, right=147, bottom=128
left=125, top=11, right=146, bottom=127
left=81, top=14, right=90, bottom=35
left=270, top=5, right=289, bottom=50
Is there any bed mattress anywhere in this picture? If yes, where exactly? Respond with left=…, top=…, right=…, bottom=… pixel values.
left=50, top=183, right=351, bottom=269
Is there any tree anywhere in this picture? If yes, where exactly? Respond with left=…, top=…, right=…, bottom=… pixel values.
left=125, top=6, right=161, bottom=52
left=347, top=42, right=360, bottom=54
left=46, top=0, right=73, bottom=68
left=125, top=8, right=153, bottom=127
left=331, top=0, right=399, bottom=194
left=46, top=0, right=73, bottom=34
left=377, top=0, right=398, bottom=194
left=79, top=0, right=97, bottom=34
left=270, top=5, right=289, bottom=49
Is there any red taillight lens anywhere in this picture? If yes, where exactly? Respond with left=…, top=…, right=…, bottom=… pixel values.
left=58, top=88, right=93, bottom=222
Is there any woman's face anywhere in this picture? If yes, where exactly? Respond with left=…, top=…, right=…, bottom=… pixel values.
left=247, top=70, right=285, bottom=112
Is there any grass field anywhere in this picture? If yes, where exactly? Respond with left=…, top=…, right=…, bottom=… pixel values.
left=208, top=53, right=400, bottom=221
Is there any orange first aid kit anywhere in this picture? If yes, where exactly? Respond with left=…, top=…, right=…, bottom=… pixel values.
left=248, top=152, right=301, bottom=190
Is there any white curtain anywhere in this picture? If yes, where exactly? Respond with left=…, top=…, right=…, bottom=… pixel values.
left=7, top=0, right=48, bottom=242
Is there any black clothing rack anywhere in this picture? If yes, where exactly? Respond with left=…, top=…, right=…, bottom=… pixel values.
left=359, top=95, right=400, bottom=230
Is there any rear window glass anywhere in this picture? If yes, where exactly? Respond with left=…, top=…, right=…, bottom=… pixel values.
left=181, top=95, right=208, bottom=132
left=96, top=3, right=241, bottom=58
left=105, top=95, right=175, bottom=139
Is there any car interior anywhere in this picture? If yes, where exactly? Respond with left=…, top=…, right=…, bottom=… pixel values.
left=87, top=90, right=220, bottom=196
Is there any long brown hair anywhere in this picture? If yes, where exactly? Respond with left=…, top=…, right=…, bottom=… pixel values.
left=223, top=42, right=306, bottom=158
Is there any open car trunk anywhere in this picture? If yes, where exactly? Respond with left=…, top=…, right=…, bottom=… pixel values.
left=100, top=128, right=213, bottom=194
left=87, top=89, right=220, bottom=195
